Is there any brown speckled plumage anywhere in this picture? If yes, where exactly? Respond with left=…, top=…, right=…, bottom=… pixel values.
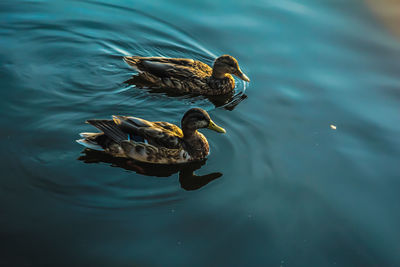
left=123, top=55, right=250, bottom=95
left=76, top=108, right=225, bottom=164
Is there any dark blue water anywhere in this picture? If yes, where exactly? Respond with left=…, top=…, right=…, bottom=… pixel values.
left=1, top=0, right=400, bottom=266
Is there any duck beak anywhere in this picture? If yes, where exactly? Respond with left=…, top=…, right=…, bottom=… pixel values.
left=236, top=69, right=250, bottom=82
left=208, top=120, right=226, bottom=133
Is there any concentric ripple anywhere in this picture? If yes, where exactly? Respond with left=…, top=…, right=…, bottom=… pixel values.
left=0, top=0, right=248, bottom=209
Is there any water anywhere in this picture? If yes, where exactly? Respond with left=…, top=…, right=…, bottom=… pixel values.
left=1, top=0, right=399, bottom=266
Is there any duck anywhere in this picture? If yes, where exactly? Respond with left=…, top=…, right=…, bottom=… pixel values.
left=76, top=108, right=226, bottom=164
left=123, top=55, right=250, bottom=95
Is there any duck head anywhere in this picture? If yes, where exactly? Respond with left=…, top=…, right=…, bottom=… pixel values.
left=212, top=55, right=250, bottom=82
left=181, top=108, right=226, bottom=135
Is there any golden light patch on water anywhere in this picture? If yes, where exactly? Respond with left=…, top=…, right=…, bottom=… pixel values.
left=365, top=0, right=400, bottom=38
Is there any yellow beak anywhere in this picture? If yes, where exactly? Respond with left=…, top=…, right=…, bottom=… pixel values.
left=236, top=69, right=250, bottom=82
left=208, top=120, right=226, bottom=133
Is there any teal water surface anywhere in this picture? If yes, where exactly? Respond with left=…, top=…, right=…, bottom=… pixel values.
left=1, top=0, right=400, bottom=266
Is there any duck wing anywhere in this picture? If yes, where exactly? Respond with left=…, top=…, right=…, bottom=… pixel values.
left=86, top=120, right=129, bottom=143
left=124, top=56, right=212, bottom=79
left=112, top=115, right=183, bottom=149
left=153, top=121, right=183, bottom=135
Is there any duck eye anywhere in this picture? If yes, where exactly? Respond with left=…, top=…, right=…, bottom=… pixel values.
left=227, top=61, right=236, bottom=68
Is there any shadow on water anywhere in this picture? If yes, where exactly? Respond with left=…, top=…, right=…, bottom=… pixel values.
left=78, top=148, right=223, bottom=191
left=124, top=75, right=248, bottom=110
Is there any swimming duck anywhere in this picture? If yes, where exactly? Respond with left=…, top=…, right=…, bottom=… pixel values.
left=76, top=108, right=226, bottom=164
left=123, top=55, right=250, bottom=95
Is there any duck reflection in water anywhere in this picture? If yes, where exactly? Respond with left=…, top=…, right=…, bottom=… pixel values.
left=78, top=148, right=222, bottom=191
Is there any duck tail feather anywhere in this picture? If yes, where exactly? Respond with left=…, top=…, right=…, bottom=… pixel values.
left=123, top=56, right=142, bottom=72
left=79, top=132, right=101, bottom=138
left=76, top=139, right=104, bottom=151
left=86, top=120, right=128, bottom=144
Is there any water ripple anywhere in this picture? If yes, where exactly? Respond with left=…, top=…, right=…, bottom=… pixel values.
left=0, top=0, right=251, bottom=208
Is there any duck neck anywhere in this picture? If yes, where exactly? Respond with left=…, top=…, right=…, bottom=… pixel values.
left=212, top=68, right=227, bottom=79
left=182, top=127, right=197, bottom=139
left=182, top=128, right=209, bottom=159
